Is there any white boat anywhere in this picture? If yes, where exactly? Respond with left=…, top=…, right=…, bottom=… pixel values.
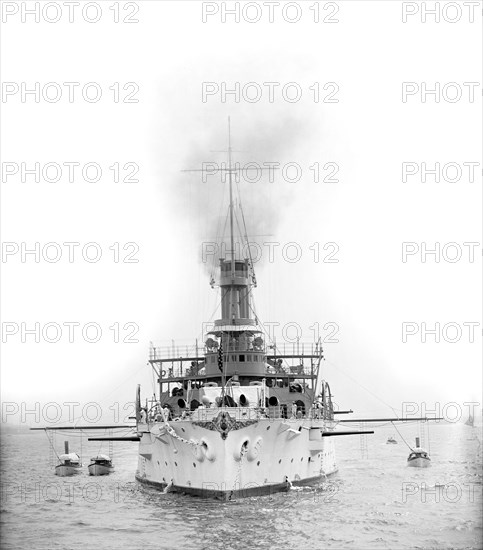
left=407, top=450, right=431, bottom=468
left=88, top=454, right=114, bottom=476
left=131, top=121, right=374, bottom=500
left=407, top=438, right=431, bottom=468
left=55, top=442, right=82, bottom=476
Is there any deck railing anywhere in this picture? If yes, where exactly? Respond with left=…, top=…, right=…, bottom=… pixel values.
left=266, top=341, right=323, bottom=358
left=149, top=340, right=323, bottom=362
left=152, top=364, right=317, bottom=380
left=149, top=344, right=202, bottom=361
left=143, top=402, right=333, bottom=422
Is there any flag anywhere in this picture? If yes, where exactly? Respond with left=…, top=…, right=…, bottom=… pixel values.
left=218, top=341, right=223, bottom=372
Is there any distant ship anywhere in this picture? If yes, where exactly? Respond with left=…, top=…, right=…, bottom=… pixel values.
left=465, top=414, right=474, bottom=427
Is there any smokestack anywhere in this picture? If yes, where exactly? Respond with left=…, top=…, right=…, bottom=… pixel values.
left=415, top=437, right=420, bottom=448
left=64, top=441, right=69, bottom=454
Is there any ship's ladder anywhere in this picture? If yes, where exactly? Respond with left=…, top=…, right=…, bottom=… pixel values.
left=418, top=422, right=427, bottom=450
left=48, top=430, right=55, bottom=467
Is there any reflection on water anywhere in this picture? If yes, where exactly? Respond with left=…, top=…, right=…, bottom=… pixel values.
left=1, top=423, right=481, bottom=550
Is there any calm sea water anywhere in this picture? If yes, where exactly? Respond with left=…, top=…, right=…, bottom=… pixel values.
left=1, top=422, right=481, bottom=550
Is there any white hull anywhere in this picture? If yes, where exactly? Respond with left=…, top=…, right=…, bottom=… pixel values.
left=136, top=411, right=337, bottom=499
left=55, top=464, right=81, bottom=477
left=88, top=464, right=113, bottom=476
left=407, top=458, right=431, bottom=468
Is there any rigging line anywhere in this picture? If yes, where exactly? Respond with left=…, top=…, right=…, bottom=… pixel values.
left=200, top=160, right=228, bottom=283
left=206, top=288, right=228, bottom=324
left=233, top=207, right=249, bottom=264
left=235, top=178, right=257, bottom=282
left=97, top=438, right=104, bottom=457
left=247, top=296, right=284, bottom=355
left=233, top=203, right=243, bottom=245
left=245, top=298, right=292, bottom=371
left=49, top=428, right=135, bottom=437
left=248, top=292, right=287, bottom=353
left=48, top=362, right=149, bottom=428
left=247, top=296, right=265, bottom=330
left=323, top=358, right=400, bottom=417
left=193, top=288, right=229, bottom=344
left=211, top=207, right=230, bottom=282
left=151, top=363, right=156, bottom=397
left=213, top=170, right=228, bottom=242
left=248, top=294, right=314, bottom=373
left=391, top=421, right=415, bottom=452
left=211, top=185, right=229, bottom=281
left=340, top=420, right=422, bottom=428
left=249, top=288, right=258, bottom=320
left=86, top=362, right=148, bottom=404
left=232, top=199, right=254, bottom=276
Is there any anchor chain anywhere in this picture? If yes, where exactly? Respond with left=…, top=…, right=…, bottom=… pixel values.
left=231, top=443, right=248, bottom=495
left=160, top=414, right=202, bottom=449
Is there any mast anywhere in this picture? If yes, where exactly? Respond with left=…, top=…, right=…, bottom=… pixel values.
left=228, top=117, right=235, bottom=284
left=223, top=117, right=234, bottom=403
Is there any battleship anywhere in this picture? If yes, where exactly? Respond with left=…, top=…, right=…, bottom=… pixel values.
left=131, top=121, right=374, bottom=499
left=32, top=122, right=443, bottom=499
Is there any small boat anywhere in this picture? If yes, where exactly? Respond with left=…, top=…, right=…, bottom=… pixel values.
left=88, top=454, right=113, bottom=476
left=465, top=414, right=474, bottom=427
left=55, top=441, right=82, bottom=476
left=407, top=437, right=431, bottom=468
left=386, top=436, right=398, bottom=444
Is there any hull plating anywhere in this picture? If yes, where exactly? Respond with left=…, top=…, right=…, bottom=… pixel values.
left=135, top=415, right=337, bottom=498
left=88, top=464, right=114, bottom=476
left=407, top=457, right=431, bottom=468
left=55, top=465, right=82, bottom=477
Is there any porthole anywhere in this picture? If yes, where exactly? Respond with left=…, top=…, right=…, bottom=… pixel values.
left=181, top=428, right=185, bottom=432
left=157, top=461, right=160, bottom=465
left=165, top=461, right=168, bottom=466
left=300, top=457, right=303, bottom=461
left=266, top=426, right=270, bottom=430
left=175, top=462, right=178, bottom=466
left=193, top=463, right=196, bottom=468
left=291, top=458, right=294, bottom=463
left=278, top=459, right=282, bottom=464
left=257, top=461, right=260, bottom=466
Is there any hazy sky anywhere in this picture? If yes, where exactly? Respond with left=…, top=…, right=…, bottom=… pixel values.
left=1, top=1, right=481, bottom=426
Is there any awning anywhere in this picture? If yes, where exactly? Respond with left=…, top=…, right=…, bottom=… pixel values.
left=59, top=453, right=80, bottom=462
left=90, top=454, right=111, bottom=461
left=207, top=325, right=262, bottom=334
